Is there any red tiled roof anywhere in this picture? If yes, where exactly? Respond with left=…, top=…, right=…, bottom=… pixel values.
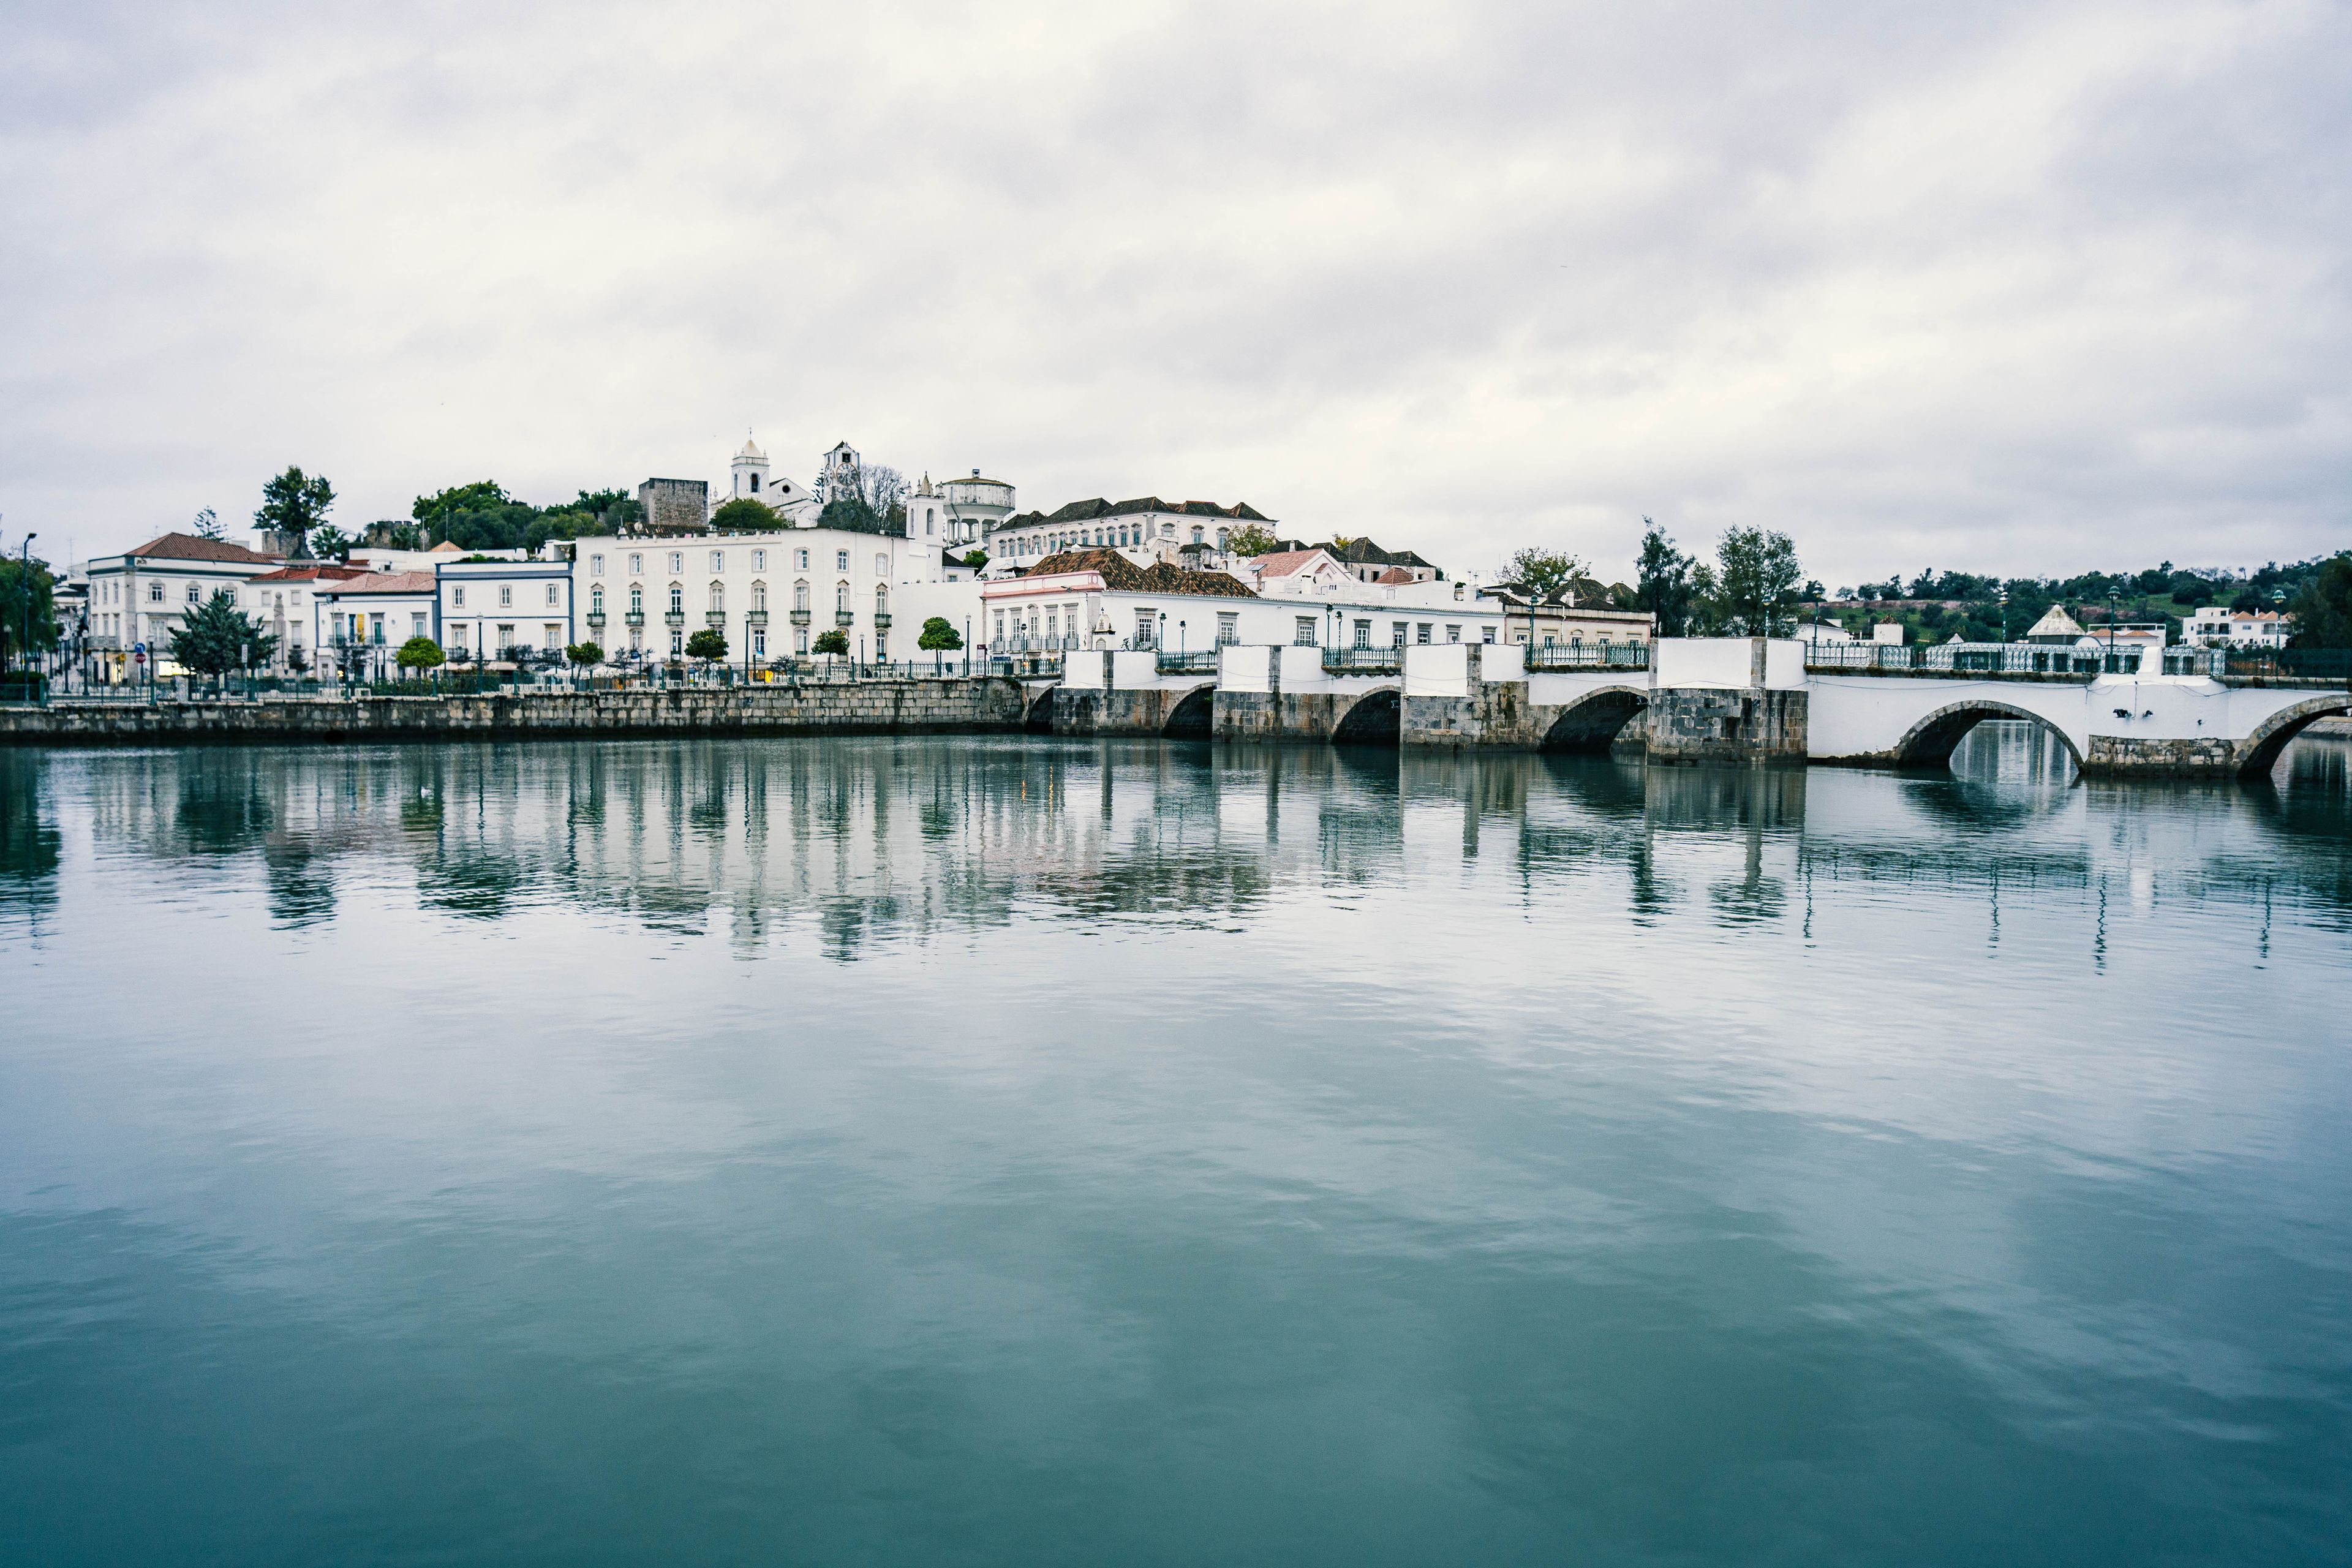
left=316, top=571, right=438, bottom=595
left=125, top=532, right=282, bottom=565
left=1248, top=549, right=1327, bottom=578
left=1018, top=548, right=1257, bottom=598
left=1372, top=567, right=1415, bottom=585
left=248, top=564, right=367, bottom=584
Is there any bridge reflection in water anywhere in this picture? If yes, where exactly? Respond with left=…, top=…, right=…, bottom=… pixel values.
left=4, top=729, right=2345, bottom=960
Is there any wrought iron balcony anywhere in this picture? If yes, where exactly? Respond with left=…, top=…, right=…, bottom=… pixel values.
left=835, top=610, right=855, bottom=628
left=706, top=611, right=727, bottom=630
left=789, top=609, right=811, bottom=627
left=872, top=612, right=892, bottom=630
left=585, top=611, right=607, bottom=629
left=624, top=611, right=644, bottom=627
left=664, top=611, right=686, bottom=627
left=744, top=611, right=767, bottom=627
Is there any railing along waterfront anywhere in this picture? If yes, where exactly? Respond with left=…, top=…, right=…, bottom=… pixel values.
left=1156, top=650, right=1221, bottom=674
left=1322, top=647, right=1403, bottom=673
left=1805, top=643, right=2142, bottom=677
left=1524, top=643, right=1651, bottom=672
left=2220, top=648, right=2352, bottom=687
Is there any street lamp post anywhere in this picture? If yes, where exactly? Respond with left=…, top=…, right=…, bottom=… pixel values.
left=2108, top=592, right=2119, bottom=669
left=18, top=532, right=37, bottom=687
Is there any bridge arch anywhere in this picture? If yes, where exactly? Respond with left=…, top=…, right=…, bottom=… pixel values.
left=2236, top=695, right=2352, bottom=778
left=1022, top=690, right=1057, bottom=734
left=1540, top=685, right=1648, bottom=753
left=1330, top=686, right=1401, bottom=747
left=1892, top=699, right=2082, bottom=773
left=1161, top=684, right=1215, bottom=740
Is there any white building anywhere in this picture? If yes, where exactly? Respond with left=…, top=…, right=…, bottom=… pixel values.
left=724, top=436, right=820, bottom=523
left=82, top=532, right=284, bottom=677
left=2185, top=606, right=2291, bottom=649
left=980, top=548, right=1505, bottom=654
left=571, top=530, right=944, bottom=663
left=243, top=562, right=374, bottom=673
left=905, top=470, right=1014, bottom=549
left=983, top=497, right=1275, bottom=576
left=313, top=571, right=440, bottom=676
left=437, top=559, right=576, bottom=663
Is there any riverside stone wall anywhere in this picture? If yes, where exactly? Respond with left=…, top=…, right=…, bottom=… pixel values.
left=1645, top=688, right=1809, bottom=766
left=0, top=680, right=1027, bottom=748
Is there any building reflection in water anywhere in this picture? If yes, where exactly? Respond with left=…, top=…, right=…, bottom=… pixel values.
left=1, top=727, right=2348, bottom=956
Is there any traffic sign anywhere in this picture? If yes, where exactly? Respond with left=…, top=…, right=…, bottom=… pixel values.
left=133, top=650, right=146, bottom=664
left=133, top=641, right=146, bottom=654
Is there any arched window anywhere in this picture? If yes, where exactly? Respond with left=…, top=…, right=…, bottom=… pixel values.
left=793, top=580, right=809, bottom=612
left=875, top=584, right=888, bottom=616
left=628, top=583, right=643, bottom=613
left=751, top=580, right=767, bottom=612
left=750, top=473, right=761, bottom=493
left=709, top=581, right=724, bottom=612
left=874, top=554, right=887, bottom=576
left=835, top=581, right=850, bottom=612
left=668, top=583, right=683, bottom=615
left=590, top=585, right=604, bottom=612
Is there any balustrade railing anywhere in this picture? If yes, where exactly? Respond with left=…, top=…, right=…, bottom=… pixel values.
left=1524, top=643, right=1651, bottom=671
left=1322, top=647, right=1403, bottom=672
left=1156, top=650, right=1220, bottom=674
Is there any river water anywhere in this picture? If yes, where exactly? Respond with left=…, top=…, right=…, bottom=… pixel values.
left=3, top=727, right=2349, bottom=1566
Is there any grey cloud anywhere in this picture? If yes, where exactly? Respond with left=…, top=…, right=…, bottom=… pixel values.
left=1, top=0, right=2345, bottom=590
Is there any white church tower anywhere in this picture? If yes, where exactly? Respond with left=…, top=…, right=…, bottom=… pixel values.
left=730, top=435, right=770, bottom=499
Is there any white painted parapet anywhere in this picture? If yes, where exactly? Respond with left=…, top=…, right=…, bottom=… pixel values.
left=1109, top=650, right=1159, bottom=688
left=1480, top=642, right=1527, bottom=682
left=1278, top=645, right=1330, bottom=690
left=1404, top=643, right=1471, bottom=697
left=1651, top=637, right=1804, bottom=689
left=1219, top=643, right=1276, bottom=693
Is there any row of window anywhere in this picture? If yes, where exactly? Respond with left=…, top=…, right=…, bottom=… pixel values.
left=587, top=549, right=883, bottom=576
left=1005, top=521, right=1186, bottom=559
left=450, top=583, right=562, bottom=609
left=584, top=581, right=889, bottom=616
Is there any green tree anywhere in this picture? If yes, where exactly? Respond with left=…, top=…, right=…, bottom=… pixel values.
left=412, top=481, right=511, bottom=527
left=192, top=507, right=224, bottom=541
left=710, top=497, right=776, bottom=532
left=1632, top=521, right=1697, bottom=637
left=2287, top=553, right=2352, bottom=648
left=1505, top=546, right=1589, bottom=600
left=812, top=628, right=849, bottom=656
left=308, top=526, right=352, bottom=561
left=1226, top=523, right=1281, bottom=557
left=0, top=555, right=59, bottom=672
left=685, top=627, right=728, bottom=664
left=917, top=616, right=963, bottom=652
left=395, top=636, right=445, bottom=672
left=255, top=466, right=336, bottom=554
left=567, top=641, right=603, bottom=667
left=1713, top=527, right=1804, bottom=636
left=168, top=590, right=277, bottom=676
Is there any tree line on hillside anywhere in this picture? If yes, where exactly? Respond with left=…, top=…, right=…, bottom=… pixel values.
left=1497, top=527, right=2352, bottom=649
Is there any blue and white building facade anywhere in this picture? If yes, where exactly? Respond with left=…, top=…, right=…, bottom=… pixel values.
left=436, top=559, right=575, bottom=662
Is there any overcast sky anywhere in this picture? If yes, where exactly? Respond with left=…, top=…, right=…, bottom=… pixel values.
left=3, top=0, right=2346, bottom=588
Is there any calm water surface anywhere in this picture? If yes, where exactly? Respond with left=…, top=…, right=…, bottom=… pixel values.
left=4, top=727, right=2350, bottom=1566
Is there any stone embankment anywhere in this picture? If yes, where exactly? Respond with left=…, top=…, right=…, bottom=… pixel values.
left=0, top=680, right=1027, bottom=747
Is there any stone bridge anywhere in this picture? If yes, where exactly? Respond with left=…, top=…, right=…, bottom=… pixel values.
left=1032, top=639, right=2350, bottom=780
